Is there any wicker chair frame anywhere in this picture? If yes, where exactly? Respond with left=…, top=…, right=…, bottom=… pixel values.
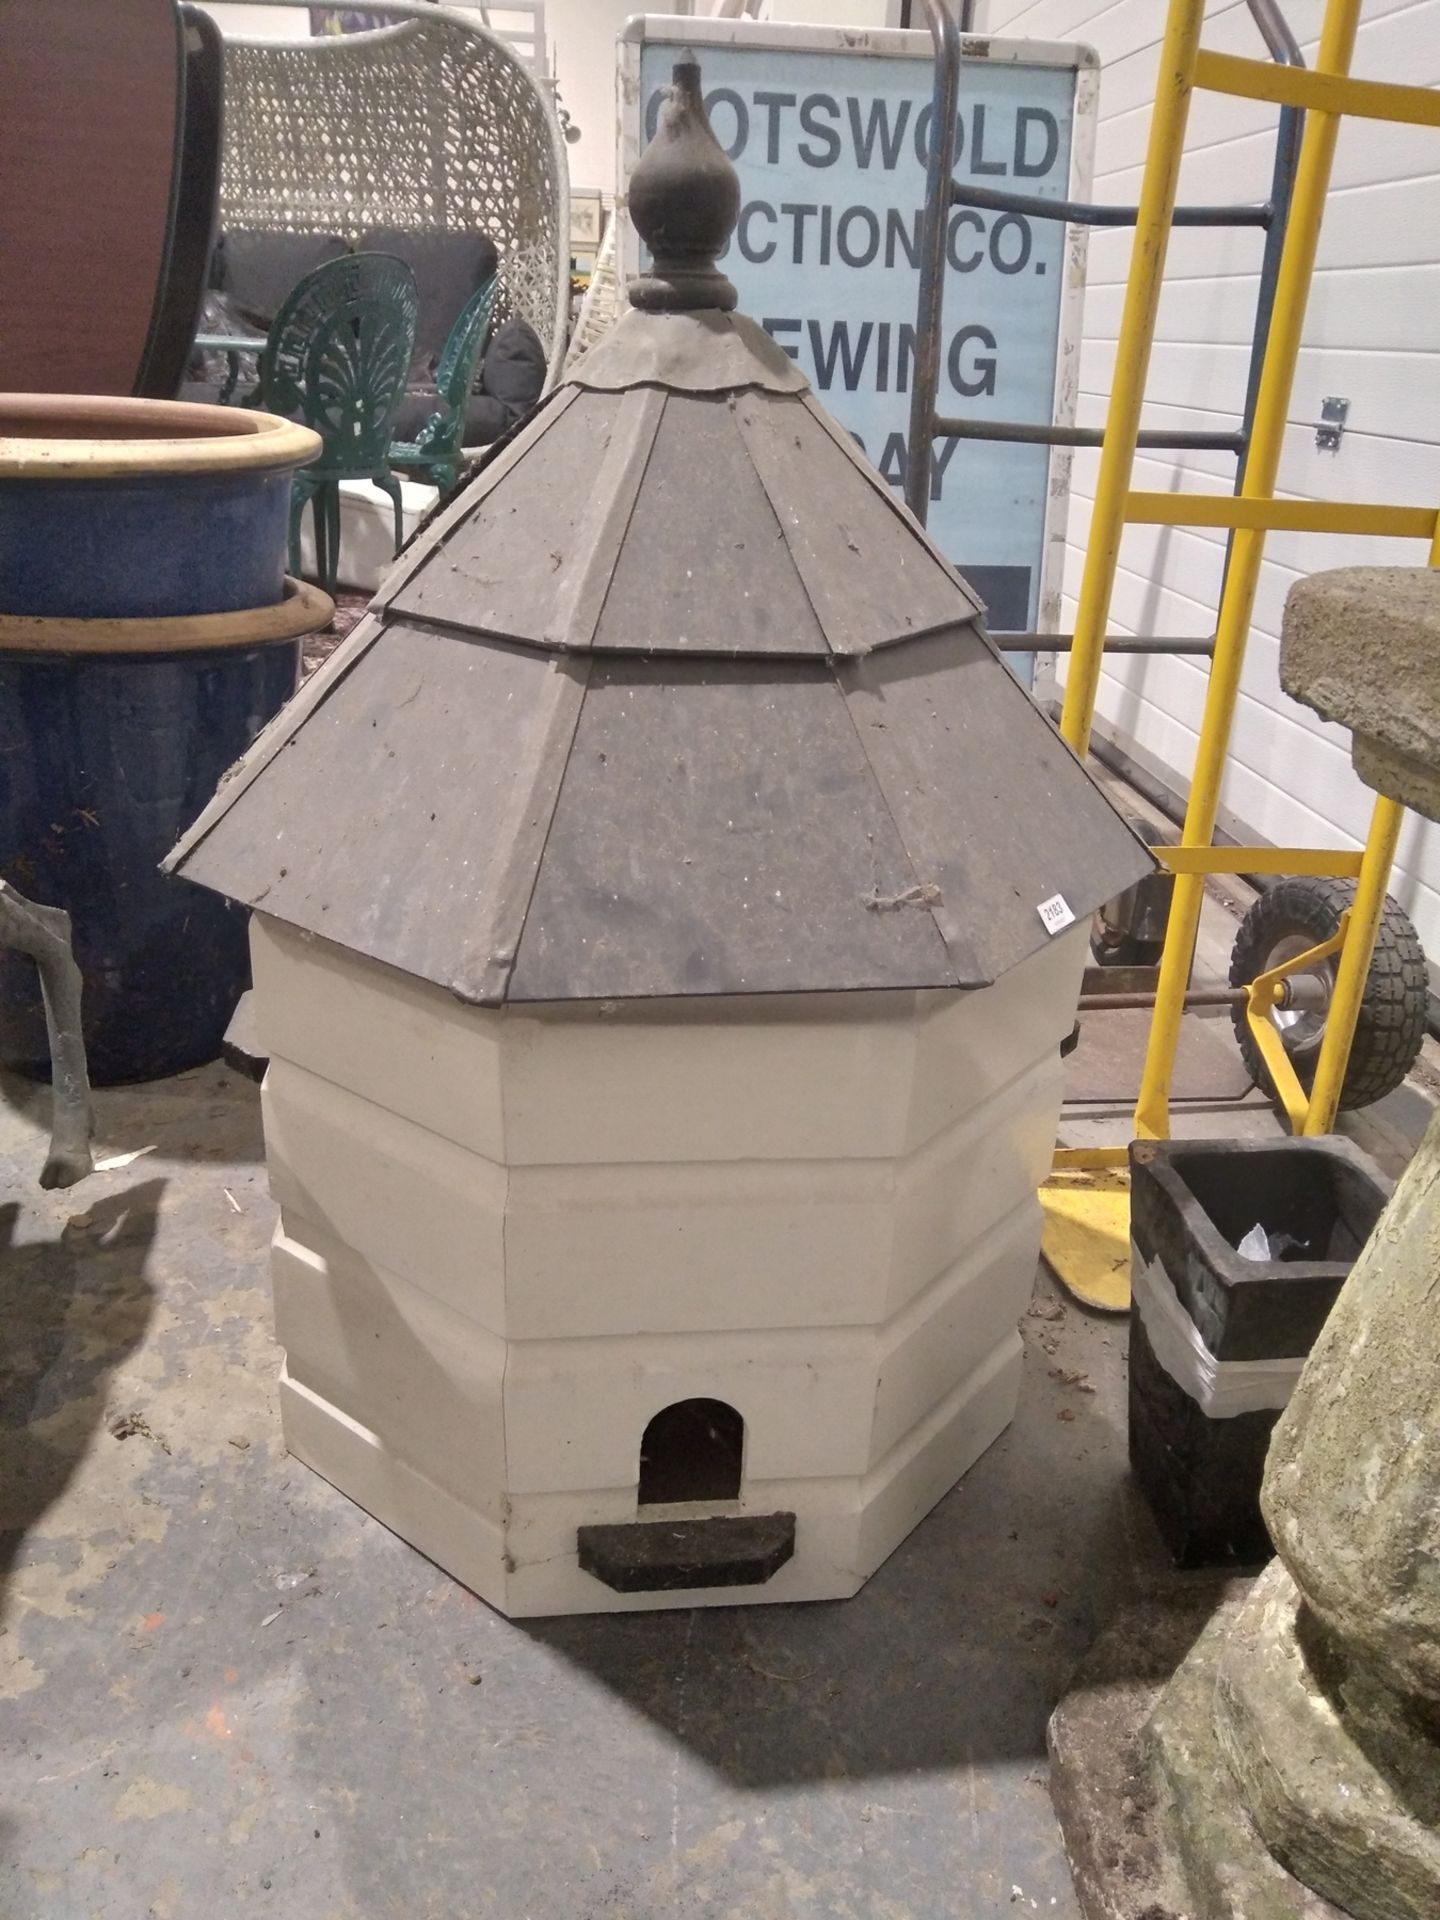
left=213, top=1, right=570, bottom=389
left=563, top=215, right=620, bottom=373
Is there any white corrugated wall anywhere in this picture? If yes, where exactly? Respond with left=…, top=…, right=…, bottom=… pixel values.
left=976, top=0, right=1440, bottom=959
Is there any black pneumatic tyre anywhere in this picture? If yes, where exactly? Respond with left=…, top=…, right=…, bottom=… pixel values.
left=1229, top=876, right=1428, bottom=1112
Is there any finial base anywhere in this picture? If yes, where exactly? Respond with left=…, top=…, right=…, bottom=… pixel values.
left=628, top=266, right=738, bottom=314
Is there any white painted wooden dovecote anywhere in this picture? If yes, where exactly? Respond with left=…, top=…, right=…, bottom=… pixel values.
left=167, top=58, right=1150, bottom=1616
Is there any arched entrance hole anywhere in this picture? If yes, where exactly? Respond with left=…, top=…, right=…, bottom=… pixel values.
left=637, top=1398, right=744, bottom=1506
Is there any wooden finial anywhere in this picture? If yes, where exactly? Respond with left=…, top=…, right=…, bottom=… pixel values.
left=628, top=55, right=740, bottom=314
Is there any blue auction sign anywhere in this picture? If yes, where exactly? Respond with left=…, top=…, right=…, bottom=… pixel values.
left=634, top=37, right=1080, bottom=649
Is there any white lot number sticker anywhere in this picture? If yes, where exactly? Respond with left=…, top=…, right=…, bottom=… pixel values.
left=1037, top=892, right=1076, bottom=936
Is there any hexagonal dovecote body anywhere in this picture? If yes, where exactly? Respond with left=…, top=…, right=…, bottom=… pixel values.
left=252, top=911, right=1088, bottom=1614
left=167, top=57, right=1150, bottom=1615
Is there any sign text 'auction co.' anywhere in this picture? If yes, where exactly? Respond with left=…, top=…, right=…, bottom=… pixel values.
left=644, top=82, right=1064, bottom=420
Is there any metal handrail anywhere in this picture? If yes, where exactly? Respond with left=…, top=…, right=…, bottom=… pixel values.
left=1237, top=8, right=1306, bottom=486
left=945, top=0, right=1303, bottom=242
left=992, top=632, right=1215, bottom=656
left=948, top=180, right=1270, bottom=229
left=1248, top=0, right=1304, bottom=67
left=904, top=0, right=962, bottom=523
left=933, top=418, right=1246, bottom=455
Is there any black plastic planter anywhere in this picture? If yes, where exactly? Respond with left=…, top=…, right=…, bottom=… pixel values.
left=0, top=395, right=328, bottom=1084
left=1128, top=1135, right=1392, bottom=1567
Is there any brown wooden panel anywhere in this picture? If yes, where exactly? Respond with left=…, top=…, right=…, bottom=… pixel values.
left=0, top=0, right=182, bottom=394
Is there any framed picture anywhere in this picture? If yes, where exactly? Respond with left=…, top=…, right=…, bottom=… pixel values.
left=569, top=191, right=605, bottom=252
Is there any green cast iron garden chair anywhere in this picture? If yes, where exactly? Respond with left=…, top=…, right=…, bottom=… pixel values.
left=389, top=273, right=498, bottom=497
left=252, top=252, right=420, bottom=596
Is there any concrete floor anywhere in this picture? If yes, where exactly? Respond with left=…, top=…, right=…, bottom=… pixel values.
left=2, top=880, right=1434, bottom=1918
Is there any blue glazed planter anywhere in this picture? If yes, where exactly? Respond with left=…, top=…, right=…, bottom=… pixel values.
left=0, top=469, right=293, bottom=620
left=0, top=395, right=327, bottom=1084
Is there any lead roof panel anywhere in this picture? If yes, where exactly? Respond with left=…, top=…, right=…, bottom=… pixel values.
left=593, top=392, right=830, bottom=656
left=507, top=656, right=963, bottom=1002
left=168, top=308, right=1152, bottom=1002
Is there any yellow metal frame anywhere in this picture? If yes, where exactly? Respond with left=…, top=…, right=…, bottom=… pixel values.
left=1243, top=918, right=1349, bottom=1133
left=1056, top=0, right=1437, bottom=1155
left=1053, top=1144, right=1131, bottom=1172
left=1192, top=50, right=1440, bottom=127
left=1125, top=496, right=1439, bottom=540
left=1155, top=845, right=1364, bottom=878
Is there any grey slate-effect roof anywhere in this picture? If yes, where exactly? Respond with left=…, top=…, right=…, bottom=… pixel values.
left=167, top=303, right=1151, bottom=1005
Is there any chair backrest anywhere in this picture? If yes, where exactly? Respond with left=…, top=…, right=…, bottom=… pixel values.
left=260, top=252, right=419, bottom=470
left=435, top=273, right=499, bottom=422
left=214, top=2, right=570, bottom=389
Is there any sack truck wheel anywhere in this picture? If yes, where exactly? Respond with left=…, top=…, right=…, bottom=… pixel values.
left=1229, top=876, right=1428, bottom=1113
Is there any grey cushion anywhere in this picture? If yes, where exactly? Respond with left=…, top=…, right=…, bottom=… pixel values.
left=215, top=229, right=349, bottom=331
left=359, top=226, right=499, bottom=363
left=391, top=317, right=543, bottom=451
left=454, top=319, right=546, bottom=445
left=478, top=317, right=545, bottom=407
